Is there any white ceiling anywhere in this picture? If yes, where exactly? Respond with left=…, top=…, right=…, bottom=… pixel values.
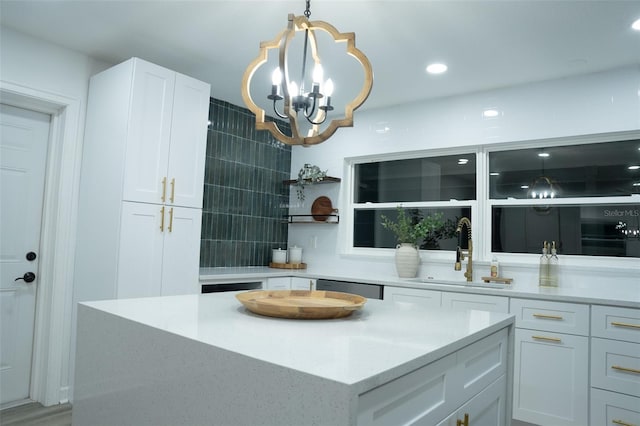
left=2, top=0, right=639, bottom=111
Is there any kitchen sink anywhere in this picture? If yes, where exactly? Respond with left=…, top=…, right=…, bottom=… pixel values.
left=404, top=277, right=511, bottom=290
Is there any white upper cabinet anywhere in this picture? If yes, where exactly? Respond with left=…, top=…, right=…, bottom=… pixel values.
left=121, top=59, right=209, bottom=207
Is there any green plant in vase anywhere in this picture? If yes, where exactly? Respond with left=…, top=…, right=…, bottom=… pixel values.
left=381, top=206, right=444, bottom=246
left=381, top=206, right=444, bottom=278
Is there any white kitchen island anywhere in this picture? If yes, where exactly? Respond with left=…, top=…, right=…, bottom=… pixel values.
left=73, top=292, right=515, bottom=426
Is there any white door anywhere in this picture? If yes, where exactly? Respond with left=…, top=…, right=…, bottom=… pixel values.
left=122, top=59, right=175, bottom=205
left=0, top=104, right=50, bottom=405
left=160, top=206, right=201, bottom=296
left=166, top=73, right=209, bottom=209
left=116, top=201, right=165, bottom=299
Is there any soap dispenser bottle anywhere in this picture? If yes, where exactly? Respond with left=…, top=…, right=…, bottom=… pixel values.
left=548, top=241, right=559, bottom=287
left=539, top=241, right=549, bottom=286
left=490, top=256, right=499, bottom=278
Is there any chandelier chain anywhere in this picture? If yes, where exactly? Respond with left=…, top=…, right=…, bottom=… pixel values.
left=304, top=0, right=311, bottom=18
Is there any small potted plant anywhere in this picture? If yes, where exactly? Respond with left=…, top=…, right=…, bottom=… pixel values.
left=294, top=163, right=327, bottom=201
left=381, top=206, right=444, bottom=278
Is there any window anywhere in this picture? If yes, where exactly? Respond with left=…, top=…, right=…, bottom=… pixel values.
left=348, top=136, right=640, bottom=260
left=350, top=153, right=476, bottom=250
left=489, top=139, right=640, bottom=258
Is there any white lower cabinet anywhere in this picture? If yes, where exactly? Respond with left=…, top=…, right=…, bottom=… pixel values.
left=437, top=375, right=508, bottom=426
left=291, top=277, right=316, bottom=290
left=117, top=201, right=201, bottom=298
left=590, top=388, right=640, bottom=426
left=384, top=286, right=442, bottom=307
left=511, top=298, right=589, bottom=426
left=442, top=292, right=509, bottom=313
left=590, top=305, right=640, bottom=426
left=357, top=329, right=509, bottom=426
left=265, top=277, right=291, bottom=290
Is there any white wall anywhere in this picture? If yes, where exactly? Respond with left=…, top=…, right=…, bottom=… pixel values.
left=1, top=25, right=111, bottom=404
left=288, top=66, right=640, bottom=285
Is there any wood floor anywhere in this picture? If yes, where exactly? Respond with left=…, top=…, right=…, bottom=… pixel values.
left=0, top=402, right=71, bottom=426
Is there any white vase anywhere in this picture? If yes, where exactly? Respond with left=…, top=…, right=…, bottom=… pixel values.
left=395, top=243, right=420, bottom=278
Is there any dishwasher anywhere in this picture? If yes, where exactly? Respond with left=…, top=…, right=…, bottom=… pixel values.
left=316, top=279, right=383, bottom=299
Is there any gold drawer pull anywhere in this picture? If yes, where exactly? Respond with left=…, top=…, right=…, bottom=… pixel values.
left=611, top=365, right=640, bottom=375
left=533, top=313, right=564, bottom=320
left=161, top=177, right=167, bottom=202
left=160, top=207, right=165, bottom=232
left=532, top=335, right=562, bottom=343
left=170, top=178, right=175, bottom=203
left=168, top=208, right=174, bottom=233
left=611, top=321, right=640, bottom=330
left=612, top=419, right=636, bottom=426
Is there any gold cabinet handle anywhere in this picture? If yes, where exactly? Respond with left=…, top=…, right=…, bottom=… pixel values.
left=532, top=335, right=562, bottom=343
left=611, top=365, right=640, bottom=375
left=455, top=413, right=469, bottom=426
left=612, top=419, right=636, bottom=426
left=170, top=178, right=175, bottom=203
left=611, top=321, right=640, bottom=330
left=160, top=206, right=165, bottom=232
left=168, top=207, right=174, bottom=233
left=533, top=313, right=564, bottom=320
left=161, top=177, right=167, bottom=202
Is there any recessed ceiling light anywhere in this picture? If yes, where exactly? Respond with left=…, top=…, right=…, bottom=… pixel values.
left=520, top=185, right=529, bottom=189
left=483, top=109, right=500, bottom=118
left=629, top=165, right=640, bottom=170
left=632, top=18, right=640, bottom=31
left=538, top=152, right=550, bottom=158
left=426, top=63, right=448, bottom=74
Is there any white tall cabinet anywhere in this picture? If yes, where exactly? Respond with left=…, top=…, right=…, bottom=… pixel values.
left=74, top=57, right=210, bottom=303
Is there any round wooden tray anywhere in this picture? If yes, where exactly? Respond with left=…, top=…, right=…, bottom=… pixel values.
left=311, top=196, right=337, bottom=221
left=236, top=290, right=366, bottom=319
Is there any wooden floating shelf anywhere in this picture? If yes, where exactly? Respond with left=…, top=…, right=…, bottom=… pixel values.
left=269, top=262, right=307, bottom=270
left=283, top=176, right=341, bottom=185
left=284, top=214, right=339, bottom=224
left=481, top=276, right=514, bottom=284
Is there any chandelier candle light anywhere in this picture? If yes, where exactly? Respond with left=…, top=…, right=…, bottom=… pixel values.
left=241, top=0, right=373, bottom=146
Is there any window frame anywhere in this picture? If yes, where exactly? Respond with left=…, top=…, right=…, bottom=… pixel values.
left=342, top=131, right=640, bottom=269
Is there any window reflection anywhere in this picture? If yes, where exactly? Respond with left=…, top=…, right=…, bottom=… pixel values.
left=489, top=140, right=640, bottom=199
left=492, top=205, right=640, bottom=257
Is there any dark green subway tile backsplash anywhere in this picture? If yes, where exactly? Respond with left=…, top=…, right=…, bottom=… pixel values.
left=200, top=98, right=291, bottom=267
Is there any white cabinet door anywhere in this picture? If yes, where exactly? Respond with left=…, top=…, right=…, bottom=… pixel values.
left=166, top=73, right=210, bottom=208
left=513, top=328, right=589, bottom=426
left=383, top=286, right=442, bottom=308
left=266, top=277, right=291, bottom=290
left=122, top=60, right=175, bottom=204
left=438, top=375, right=508, bottom=426
left=117, top=202, right=164, bottom=298
left=161, top=207, right=202, bottom=296
left=442, top=292, right=509, bottom=313
left=291, top=277, right=315, bottom=290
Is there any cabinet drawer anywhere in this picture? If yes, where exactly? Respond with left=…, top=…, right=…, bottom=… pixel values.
left=592, top=305, right=640, bottom=344
left=510, top=298, right=589, bottom=335
left=591, top=388, right=640, bottom=426
left=357, top=352, right=456, bottom=426
left=592, top=337, right=640, bottom=398
left=455, top=329, right=508, bottom=404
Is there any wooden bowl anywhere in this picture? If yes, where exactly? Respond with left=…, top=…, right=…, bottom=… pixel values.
left=236, top=290, right=366, bottom=319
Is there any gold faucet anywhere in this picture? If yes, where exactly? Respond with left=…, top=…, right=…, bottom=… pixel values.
left=454, top=217, right=473, bottom=282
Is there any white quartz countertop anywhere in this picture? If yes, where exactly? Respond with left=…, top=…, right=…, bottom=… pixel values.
left=80, top=292, right=513, bottom=392
left=199, top=266, right=640, bottom=308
